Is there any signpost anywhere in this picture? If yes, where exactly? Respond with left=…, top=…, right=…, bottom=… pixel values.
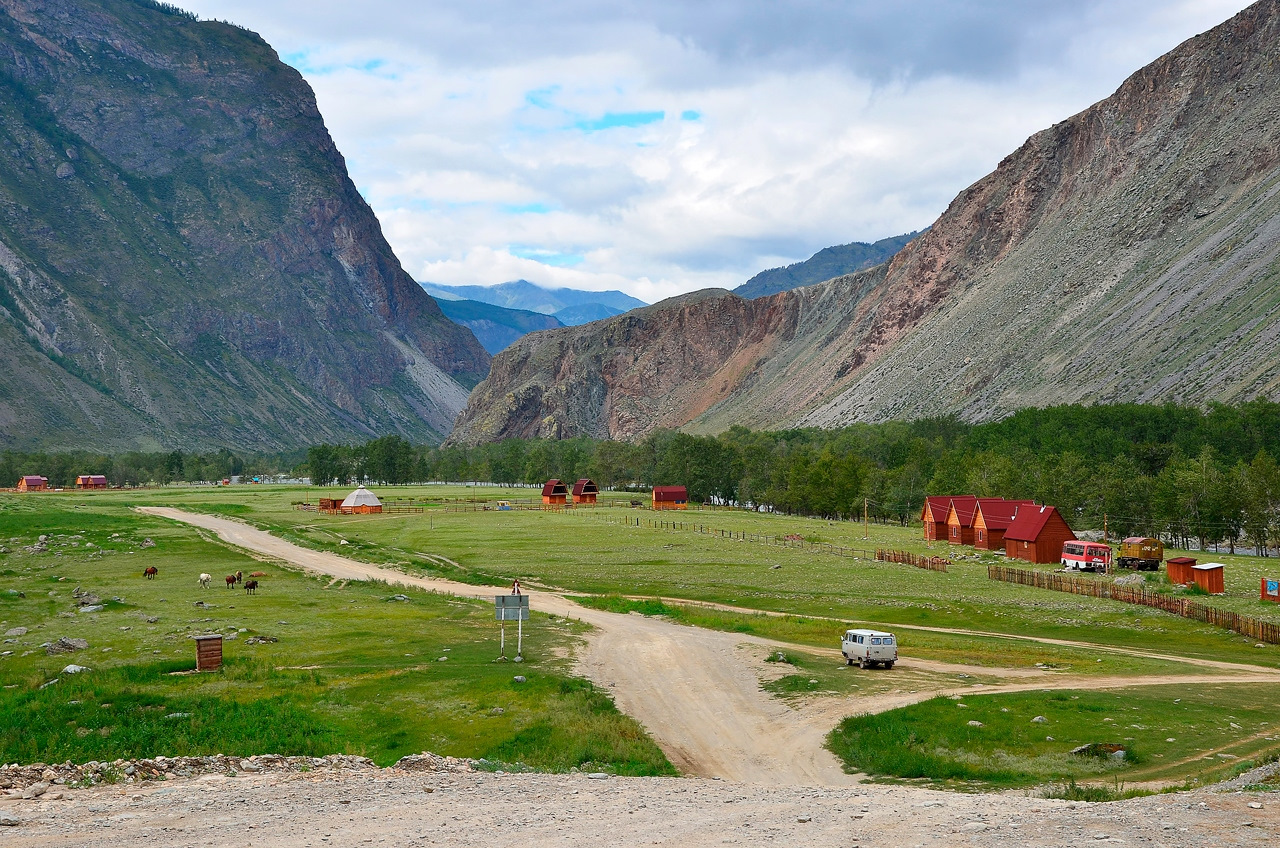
left=495, top=594, right=530, bottom=660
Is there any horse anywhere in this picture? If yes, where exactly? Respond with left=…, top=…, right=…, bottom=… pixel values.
left=249, top=571, right=267, bottom=578
left=235, top=570, right=243, bottom=584
left=143, top=566, right=158, bottom=579
left=198, top=573, right=211, bottom=588
left=244, top=580, right=258, bottom=595
left=225, top=574, right=237, bottom=588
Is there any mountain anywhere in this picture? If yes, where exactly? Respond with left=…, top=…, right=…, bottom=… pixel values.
left=448, top=0, right=1280, bottom=445
left=0, top=0, right=488, bottom=452
left=434, top=299, right=563, bottom=355
left=733, top=232, right=921, bottom=300
left=422, top=280, right=647, bottom=325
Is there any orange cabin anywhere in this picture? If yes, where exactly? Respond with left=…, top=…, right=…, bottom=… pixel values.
left=572, top=478, right=599, bottom=505
left=1003, top=505, right=1076, bottom=564
left=1167, top=556, right=1197, bottom=584
left=542, top=479, right=569, bottom=505
left=17, top=475, right=48, bottom=492
left=653, top=486, right=688, bottom=510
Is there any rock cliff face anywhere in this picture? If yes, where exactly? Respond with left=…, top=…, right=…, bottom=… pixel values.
left=450, top=0, right=1280, bottom=444
left=0, top=0, right=488, bottom=451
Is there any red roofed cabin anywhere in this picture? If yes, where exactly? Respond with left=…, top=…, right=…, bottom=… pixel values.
left=944, top=496, right=980, bottom=545
left=17, top=475, right=48, bottom=492
left=572, top=478, right=599, bottom=505
left=920, top=497, right=953, bottom=541
left=1167, top=556, right=1197, bottom=584
left=972, top=498, right=1034, bottom=550
left=653, top=486, right=688, bottom=510
left=541, top=479, right=569, bottom=506
left=1004, top=505, right=1076, bottom=564
left=75, top=475, right=108, bottom=489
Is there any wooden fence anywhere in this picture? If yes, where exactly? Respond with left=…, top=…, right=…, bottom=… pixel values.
left=876, top=549, right=950, bottom=573
left=987, top=565, right=1280, bottom=644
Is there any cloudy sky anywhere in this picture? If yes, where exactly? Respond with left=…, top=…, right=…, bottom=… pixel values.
left=183, top=1, right=1251, bottom=303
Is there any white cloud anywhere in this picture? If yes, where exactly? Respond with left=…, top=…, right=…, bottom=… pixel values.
left=181, top=1, right=1254, bottom=303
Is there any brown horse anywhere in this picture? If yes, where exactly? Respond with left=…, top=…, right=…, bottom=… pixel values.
left=225, top=574, right=237, bottom=588
left=143, top=566, right=158, bottom=579
left=244, top=580, right=258, bottom=595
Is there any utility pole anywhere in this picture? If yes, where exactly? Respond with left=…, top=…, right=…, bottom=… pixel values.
left=1103, top=513, right=1108, bottom=543
left=863, top=497, right=869, bottom=540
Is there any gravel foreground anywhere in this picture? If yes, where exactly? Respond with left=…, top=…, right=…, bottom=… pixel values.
left=0, top=755, right=1275, bottom=847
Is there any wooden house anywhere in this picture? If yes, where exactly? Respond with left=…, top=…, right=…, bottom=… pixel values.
left=339, top=485, right=383, bottom=514
left=75, top=475, right=108, bottom=489
left=1003, top=505, right=1076, bottom=564
left=972, top=498, right=1034, bottom=550
left=943, top=496, right=980, bottom=545
left=1191, top=563, right=1225, bottom=594
left=17, top=475, right=48, bottom=491
left=1166, top=556, right=1197, bottom=584
left=571, top=478, right=599, bottom=505
left=541, top=479, right=569, bottom=506
left=920, top=497, right=953, bottom=541
left=653, top=486, right=688, bottom=510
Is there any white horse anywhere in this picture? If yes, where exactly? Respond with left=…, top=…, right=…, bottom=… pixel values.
left=198, top=573, right=211, bottom=588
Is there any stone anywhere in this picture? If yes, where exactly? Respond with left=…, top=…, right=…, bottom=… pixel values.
left=797, top=814, right=812, bottom=823
left=55, top=163, right=74, bottom=179
left=587, top=773, right=609, bottom=780
left=1031, top=716, right=1048, bottom=723
left=0, top=815, right=18, bottom=826
left=38, top=679, right=59, bottom=689
left=513, top=676, right=526, bottom=683
left=967, top=720, right=984, bottom=727
left=45, top=638, right=89, bottom=655
left=961, top=822, right=988, bottom=832
left=21, top=783, right=48, bottom=799
left=4, top=628, right=26, bottom=638
left=1247, top=802, right=1262, bottom=809
left=61, top=665, right=89, bottom=675
left=77, top=605, right=104, bottom=614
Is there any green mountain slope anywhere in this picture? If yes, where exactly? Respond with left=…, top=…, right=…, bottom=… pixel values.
left=0, top=0, right=488, bottom=451
left=422, top=280, right=647, bottom=325
left=732, top=232, right=920, bottom=300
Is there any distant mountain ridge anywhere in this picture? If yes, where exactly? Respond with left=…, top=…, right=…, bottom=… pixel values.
left=422, top=280, right=647, bottom=326
left=0, top=0, right=488, bottom=451
left=447, top=0, right=1280, bottom=445
left=733, top=232, right=921, bottom=299
left=434, top=299, right=563, bottom=355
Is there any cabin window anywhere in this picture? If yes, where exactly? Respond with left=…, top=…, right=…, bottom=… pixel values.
left=978, top=530, right=985, bottom=541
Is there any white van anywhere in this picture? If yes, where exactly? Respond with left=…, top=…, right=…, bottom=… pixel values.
left=841, top=629, right=898, bottom=669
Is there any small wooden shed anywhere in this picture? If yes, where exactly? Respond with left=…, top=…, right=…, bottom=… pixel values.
left=920, top=497, right=953, bottom=541
left=1191, top=562, right=1225, bottom=594
left=340, top=485, right=383, bottom=514
left=17, top=475, right=48, bottom=492
left=541, top=479, right=569, bottom=506
left=1167, top=556, right=1197, bottom=584
left=1263, top=578, right=1280, bottom=603
left=572, top=478, right=599, bottom=505
left=653, top=486, right=688, bottom=510
left=1004, top=505, right=1076, bottom=564
left=194, top=634, right=223, bottom=671
left=75, top=474, right=108, bottom=489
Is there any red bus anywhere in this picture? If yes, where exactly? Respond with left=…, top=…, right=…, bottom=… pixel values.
left=1061, top=541, right=1112, bottom=573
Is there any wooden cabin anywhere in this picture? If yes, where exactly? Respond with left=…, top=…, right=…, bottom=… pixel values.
left=17, top=475, right=48, bottom=492
left=541, top=479, right=569, bottom=506
left=339, top=485, right=383, bottom=514
left=920, top=497, right=953, bottom=541
left=1191, top=563, right=1225, bottom=594
left=972, top=498, right=1034, bottom=550
left=572, top=478, right=599, bottom=505
left=1003, top=505, right=1076, bottom=564
left=75, top=475, right=108, bottom=489
left=944, top=496, right=980, bottom=546
left=1167, top=556, right=1197, bottom=584
left=653, top=485, right=688, bottom=510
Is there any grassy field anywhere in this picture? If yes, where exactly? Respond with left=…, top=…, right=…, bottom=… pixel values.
left=5, top=483, right=1280, bottom=790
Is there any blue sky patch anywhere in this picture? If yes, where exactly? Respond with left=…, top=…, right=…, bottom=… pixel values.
left=681, top=110, right=701, bottom=121
left=501, top=203, right=553, bottom=215
left=511, top=246, right=584, bottom=267
left=574, top=110, right=665, bottom=132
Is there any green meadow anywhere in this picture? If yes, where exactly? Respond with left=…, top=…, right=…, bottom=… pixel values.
left=3, top=483, right=1280, bottom=790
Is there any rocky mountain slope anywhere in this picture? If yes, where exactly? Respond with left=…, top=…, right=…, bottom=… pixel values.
left=0, top=0, right=488, bottom=452
left=422, top=280, right=647, bottom=326
left=732, top=231, right=920, bottom=300
left=434, top=298, right=563, bottom=355
left=449, top=0, right=1280, bottom=444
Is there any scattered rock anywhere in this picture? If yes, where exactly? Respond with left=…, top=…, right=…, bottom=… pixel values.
left=1247, top=802, right=1263, bottom=810
left=21, top=783, right=48, bottom=799
left=38, top=679, right=59, bottom=689
left=961, top=822, right=988, bottom=832
left=513, top=676, right=526, bottom=683
left=4, top=628, right=26, bottom=637
left=389, top=595, right=409, bottom=602
left=967, top=720, right=983, bottom=727
left=77, top=605, right=104, bottom=614
left=140, top=539, right=155, bottom=548
left=489, top=707, right=505, bottom=716
left=61, top=664, right=89, bottom=675
left=587, top=773, right=609, bottom=780
left=0, top=815, right=18, bottom=825
left=797, top=814, right=812, bottom=823
left=1031, top=716, right=1048, bottom=723
left=45, top=637, right=89, bottom=655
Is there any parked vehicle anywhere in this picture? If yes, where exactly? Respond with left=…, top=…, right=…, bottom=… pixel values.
left=1117, top=536, right=1164, bottom=571
left=1061, top=541, right=1112, bottom=573
left=841, top=629, right=897, bottom=669
left=496, top=501, right=512, bottom=511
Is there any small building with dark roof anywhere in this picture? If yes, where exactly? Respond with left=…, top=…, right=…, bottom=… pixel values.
left=920, top=496, right=953, bottom=541
left=542, top=479, right=569, bottom=506
left=1004, top=505, right=1076, bottom=564
left=972, top=498, right=1035, bottom=550
left=943, top=495, right=980, bottom=545
left=1167, top=556, right=1197, bottom=584
left=653, top=485, right=688, bottom=510
left=17, top=475, right=48, bottom=492
left=75, top=475, right=108, bottom=489
left=572, top=478, right=599, bottom=505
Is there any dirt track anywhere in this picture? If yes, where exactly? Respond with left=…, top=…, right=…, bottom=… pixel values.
left=137, top=508, right=1280, bottom=788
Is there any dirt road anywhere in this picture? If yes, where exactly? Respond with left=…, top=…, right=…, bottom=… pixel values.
left=138, top=508, right=1280, bottom=787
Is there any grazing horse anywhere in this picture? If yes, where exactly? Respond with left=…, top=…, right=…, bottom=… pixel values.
left=198, top=573, right=211, bottom=588
left=225, top=574, right=237, bottom=588
left=244, top=580, right=258, bottom=595
left=235, top=570, right=243, bottom=584
left=143, top=566, right=158, bottom=579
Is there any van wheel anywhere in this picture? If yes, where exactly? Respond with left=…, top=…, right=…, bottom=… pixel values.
left=858, top=657, right=865, bottom=669
left=846, top=657, right=853, bottom=666
left=885, top=661, right=894, bottom=669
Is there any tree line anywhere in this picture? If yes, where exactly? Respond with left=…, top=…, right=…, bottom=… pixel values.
left=0, top=448, right=298, bottom=488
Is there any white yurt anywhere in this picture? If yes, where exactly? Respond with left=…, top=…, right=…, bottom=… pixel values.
left=340, top=485, right=383, bottom=514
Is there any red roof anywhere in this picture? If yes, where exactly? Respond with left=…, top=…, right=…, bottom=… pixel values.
left=21, top=476, right=46, bottom=485
left=572, top=478, right=598, bottom=497
left=974, top=498, right=1033, bottom=530
left=945, top=495, right=980, bottom=527
left=921, top=496, right=953, bottom=522
left=541, top=479, right=568, bottom=497
left=1004, top=505, right=1072, bottom=542
left=653, top=486, right=687, bottom=502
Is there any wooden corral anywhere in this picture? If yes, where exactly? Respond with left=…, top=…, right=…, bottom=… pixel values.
left=1003, top=505, right=1076, bottom=564
left=541, top=479, right=569, bottom=506
left=318, top=498, right=342, bottom=514
left=74, top=474, right=108, bottom=489
left=1167, top=556, right=1198, bottom=584
left=920, top=496, right=953, bottom=541
left=194, top=634, right=223, bottom=671
left=572, top=478, right=599, bottom=505
left=1192, top=563, right=1225, bottom=594
left=653, top=486, right=688, bottom=510
left=16, top=475, right=48, bottom=491
left=1263, top=578, right=1280, bottom=603
left=972, top=498, right=1034, bottom=550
